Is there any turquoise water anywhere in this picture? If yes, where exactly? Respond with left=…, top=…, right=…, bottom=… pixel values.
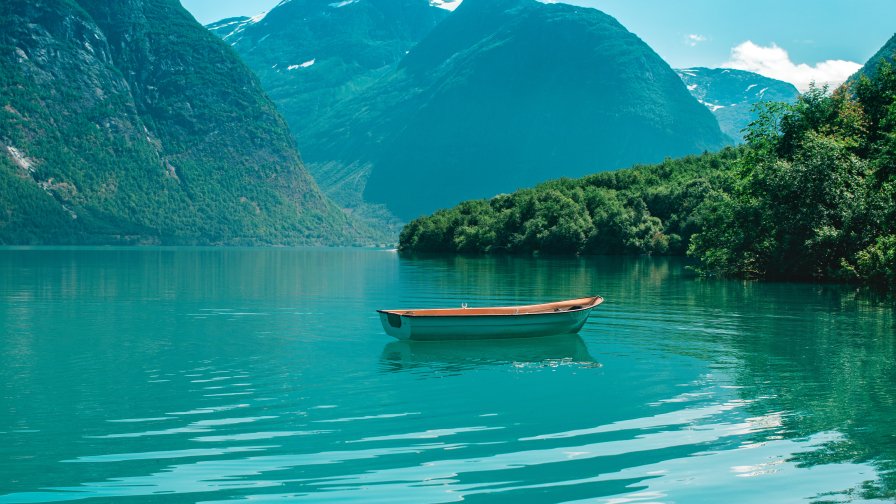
left=1, top=248, right=895, bottom=503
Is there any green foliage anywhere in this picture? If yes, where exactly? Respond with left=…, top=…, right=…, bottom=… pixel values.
left=854, top=235, right=896, bottom=289
left=399, top=148, right=742, bottom=256
left=401, top=60, right=896, bottom=291
left=690, top=63, right=896, bottom=287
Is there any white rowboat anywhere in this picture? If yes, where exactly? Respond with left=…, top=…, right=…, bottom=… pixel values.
left=377, top=296, right=603, bottom=341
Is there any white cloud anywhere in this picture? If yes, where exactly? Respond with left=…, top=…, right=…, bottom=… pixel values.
left=686, top=34, right=707, bottom=47
left=722, top=41, right=862, bottom=92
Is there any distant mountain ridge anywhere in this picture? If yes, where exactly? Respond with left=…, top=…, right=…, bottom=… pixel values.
left=0, top=0, right=372, bottom=245
left=677, top=68, right=800, bottom=143
left=300, top=0, right=733, bottom=219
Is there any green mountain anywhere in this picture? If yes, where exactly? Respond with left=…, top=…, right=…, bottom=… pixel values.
left=205, top=0, right=450, bottom=229
left=206, top=0, right=449, bottom=202
left=677, top=67, right=799, bottom=143
left=0, top=0, right=372, bottom=245
left=298, top=0, right=732, bottom=219
left=849, top=33, right=896, bottom=83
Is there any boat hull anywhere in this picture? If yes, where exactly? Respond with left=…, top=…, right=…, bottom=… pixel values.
left=378, top=307, right=594, bottom=341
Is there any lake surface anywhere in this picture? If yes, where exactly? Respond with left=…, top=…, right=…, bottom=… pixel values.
left=1, top=248, right=895, bottom=503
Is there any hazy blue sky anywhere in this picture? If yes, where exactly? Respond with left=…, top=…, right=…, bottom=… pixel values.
left=181, top=0, right=896, bottom=89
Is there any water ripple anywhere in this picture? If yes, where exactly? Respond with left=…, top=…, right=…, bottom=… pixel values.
left=64, top=446, right=272, bottom=463
left=2, top=250, right=893, bottom=503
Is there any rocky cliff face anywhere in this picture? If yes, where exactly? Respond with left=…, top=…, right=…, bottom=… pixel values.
left=677, top=67, right=800, bottom=143
left=0, top=0, right=371, bottom=245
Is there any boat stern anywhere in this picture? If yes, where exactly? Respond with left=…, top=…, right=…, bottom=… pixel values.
left=378, top=311, right=412, bottom=340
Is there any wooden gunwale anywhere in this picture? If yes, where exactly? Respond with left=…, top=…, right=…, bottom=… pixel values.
left=377, top=296, right=603, bottom=318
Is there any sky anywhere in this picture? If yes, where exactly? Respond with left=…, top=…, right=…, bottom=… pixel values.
left=180, top=0, right=896, bottom=91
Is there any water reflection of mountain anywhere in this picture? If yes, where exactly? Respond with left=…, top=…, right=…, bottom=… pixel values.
left=719, top=286, right=896, bottom=499
left=591, top=262, right=896, bottom=500
left=393, top=253, right=896, bottom=498
left=380, top=335, right=600, bottom=373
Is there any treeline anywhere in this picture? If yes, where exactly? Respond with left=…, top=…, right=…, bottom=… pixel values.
left=400, top=149, right=739, bottom=255
left=399, top=63, right=896, bottom=290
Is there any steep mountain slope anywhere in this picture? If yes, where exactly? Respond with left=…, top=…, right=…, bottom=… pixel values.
left=207, top=0, right=450, bottom=154
left=302, top=0, right=732, bottom=219
left=849, top=33, right=896, bottom=83
left=677, top=68, right=799, bottom=142
left=0, top=0, right=370, bottom=245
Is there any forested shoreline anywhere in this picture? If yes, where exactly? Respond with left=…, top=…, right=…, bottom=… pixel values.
left=399, top=63, right=896, bottom=291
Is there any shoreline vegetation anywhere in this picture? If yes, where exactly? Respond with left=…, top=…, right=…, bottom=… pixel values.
left=399, top=63, right=896, bottom=292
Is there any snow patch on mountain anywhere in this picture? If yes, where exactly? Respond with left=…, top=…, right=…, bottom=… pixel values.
left=249, top=12, right=268, bottom=23
left=330, top=0, right=361, bottom=7
left=288, top=59, right=316, bottom=70
left=211, top=18, right=245, bottom=30
left=429, top=0, right=462, bottom=11
left=210, top=12, right=267, bottom=42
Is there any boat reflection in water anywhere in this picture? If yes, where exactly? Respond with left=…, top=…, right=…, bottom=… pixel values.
left=380, top=334, right=600, bottom=373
